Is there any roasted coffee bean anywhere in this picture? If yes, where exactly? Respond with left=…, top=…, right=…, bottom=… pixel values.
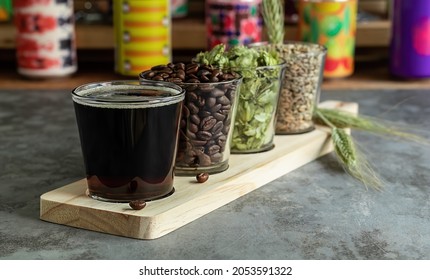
left=200, top=116, right=217, bottom=131
left=162, top=72, right=171, bottom=78
left=199, top=84, right=215, bottom=91
left=210, top=88, right=225, bottom=98
left=217, top=135, right=227, bottom=148
left=187, top=102, right=199, bottom=114
left=222, top=73, right=234, bottom=80
left=153, top=75, right=164, bottom=81
left=129, top=200, right=146, bottom=210
left=167, top=62, right=175, bottom=69
left=211, top=121, right=223, bottom=134
left=146, top=71, right=156, bottom=78
left=191, top=139, right=207, bottom=146
left=213, top=112, right=226, bottom=121
left=186, top=63, right=199, bottom=75
left=199, top=110, right=212, bottom=118
left=197, top=131, right=212, bottom=141
left=188, top=73, right=199, bottom=80
left=186, top=78, right=200, bottom=83
left=200, top=75, right=210, bottom=82
left=219, top=109, right=230, bottom=116
left=217, top=96, right=230, bottom=105
left=187, top=92, right=198, bottom=102
left=196, top=172, right=209, bottom=183
left=211, top=69, right=221, bottom=78
left=151, top=65, right=166, bottom=71
left=185, top=84, right=198, bottom=92
left=175, top=62, right=185, bottom=70
left=167, top=77, right=182, bottom=83
left=186, top=130, right=196, bottom=140
left=189, top=123, right=198, bottom=133
left=197, top=69, right=211, bottom=77
left=158, top=67, right=173, bottom=74
left=190, top=114, right=200, bottom=125
left=207, top=139, right=216, bottom=147
left=206, top=97, right=216, bottom=108
left=222, top=124, right=230, bottom=135
left=207, top=145, right=220, bottom=155
left=221, top=104, right=231, bottom=110
left=209, top=104, right=222, bottom=113
left=176, top=69, right=185, bottom=80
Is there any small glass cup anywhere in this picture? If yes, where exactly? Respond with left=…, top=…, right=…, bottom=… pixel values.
left=140, top=71, right=243, bottom=175
left=230, top=60, right=287, bottom=153
left=251, top=41, right=326, bottom=134
left=71, top=80, right=185, bottom=202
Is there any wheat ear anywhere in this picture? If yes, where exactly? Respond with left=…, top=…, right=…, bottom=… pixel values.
left=262, top=0, right=285, bottom=45
left=316, top=110, right=384, bottom=190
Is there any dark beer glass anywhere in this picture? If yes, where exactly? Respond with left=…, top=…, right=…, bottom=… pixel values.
left=71, top=81, right=185, bottom=202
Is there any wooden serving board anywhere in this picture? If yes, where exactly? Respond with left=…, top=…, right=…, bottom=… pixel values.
left=40, top=100, right=358, bottom=240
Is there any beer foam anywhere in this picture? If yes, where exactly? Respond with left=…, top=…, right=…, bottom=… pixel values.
left=72, top=84, right=184, bottom=109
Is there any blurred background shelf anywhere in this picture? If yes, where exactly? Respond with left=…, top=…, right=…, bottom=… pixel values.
left=0, top=19, right=391, bottom=50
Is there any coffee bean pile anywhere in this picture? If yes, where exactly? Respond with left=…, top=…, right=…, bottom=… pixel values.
left=141, top=63, right=241, bottom=172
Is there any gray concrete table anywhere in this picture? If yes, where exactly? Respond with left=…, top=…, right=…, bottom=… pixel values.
left=0, top=88, right=429, bottom=260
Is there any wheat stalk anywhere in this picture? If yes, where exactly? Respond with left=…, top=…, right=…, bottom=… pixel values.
left=315, top=108, right=430, bottom=145
left=262, top=0, right=285, bottom=45
left=316, top=110, right=384, bottom=190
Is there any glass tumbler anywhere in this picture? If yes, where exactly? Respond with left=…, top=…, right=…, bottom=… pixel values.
left=231, top=61, right=287, bottom=153
left=141, top=70, right=243, bottom=175
left=71, top=81, right=184, bottom=202
left=251, top=41, right=326, bottom=134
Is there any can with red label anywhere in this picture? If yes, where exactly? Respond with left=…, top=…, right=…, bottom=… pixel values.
left=206, top=0, right=263, bottom=49
left=13, top=0, right=77, bottom=78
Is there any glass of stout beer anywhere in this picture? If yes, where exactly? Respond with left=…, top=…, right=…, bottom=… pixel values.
left=71, top=80, right=185, bottom=202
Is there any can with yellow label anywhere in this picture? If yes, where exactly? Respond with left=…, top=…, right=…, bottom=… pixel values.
left=114, top=0, right=171, bottom=76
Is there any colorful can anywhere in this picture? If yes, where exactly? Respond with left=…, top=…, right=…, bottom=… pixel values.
left=390, top=0, right=430, bottom=78
left=13, top=0, right=77, bottom=78
left=298, top=0, right=357, bottom=78
left=171, top=0, right=187, bottom=18
left=206, top=0, right=263, bottom=49
left=114, top=0, right=171, bottom=76
left=0, top=0, right=12, bottom=22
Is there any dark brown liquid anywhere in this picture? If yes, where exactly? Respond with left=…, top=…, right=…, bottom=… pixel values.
left=73, top=95, right=182, bottom=202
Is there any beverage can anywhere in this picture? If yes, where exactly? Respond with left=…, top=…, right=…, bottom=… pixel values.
left=171, top=0, right=188, bottom=18
left=206, top=0, right=263, bottom=49
left=298, top=0, right=357, bottom=78
left=114, top=0, right=171, bottom=76
left=390, top=0, right=430, bottom=78
left=0, top=0, right=12, bottom=22
left=13, top=0, right=77, bottom=78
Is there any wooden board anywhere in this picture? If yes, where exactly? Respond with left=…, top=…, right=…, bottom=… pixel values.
left=40, top=100, right=358, bottom=240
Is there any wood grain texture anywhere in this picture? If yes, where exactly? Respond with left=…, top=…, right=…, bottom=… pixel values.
left=40, top=100, right=358, bottom=240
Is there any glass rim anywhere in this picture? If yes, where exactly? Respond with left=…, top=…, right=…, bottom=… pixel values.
left=71, top=80, right=185, bottom=108
left=139, top=71, right=243, bottom=86
left=250, top=41, right=327, bottom=58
